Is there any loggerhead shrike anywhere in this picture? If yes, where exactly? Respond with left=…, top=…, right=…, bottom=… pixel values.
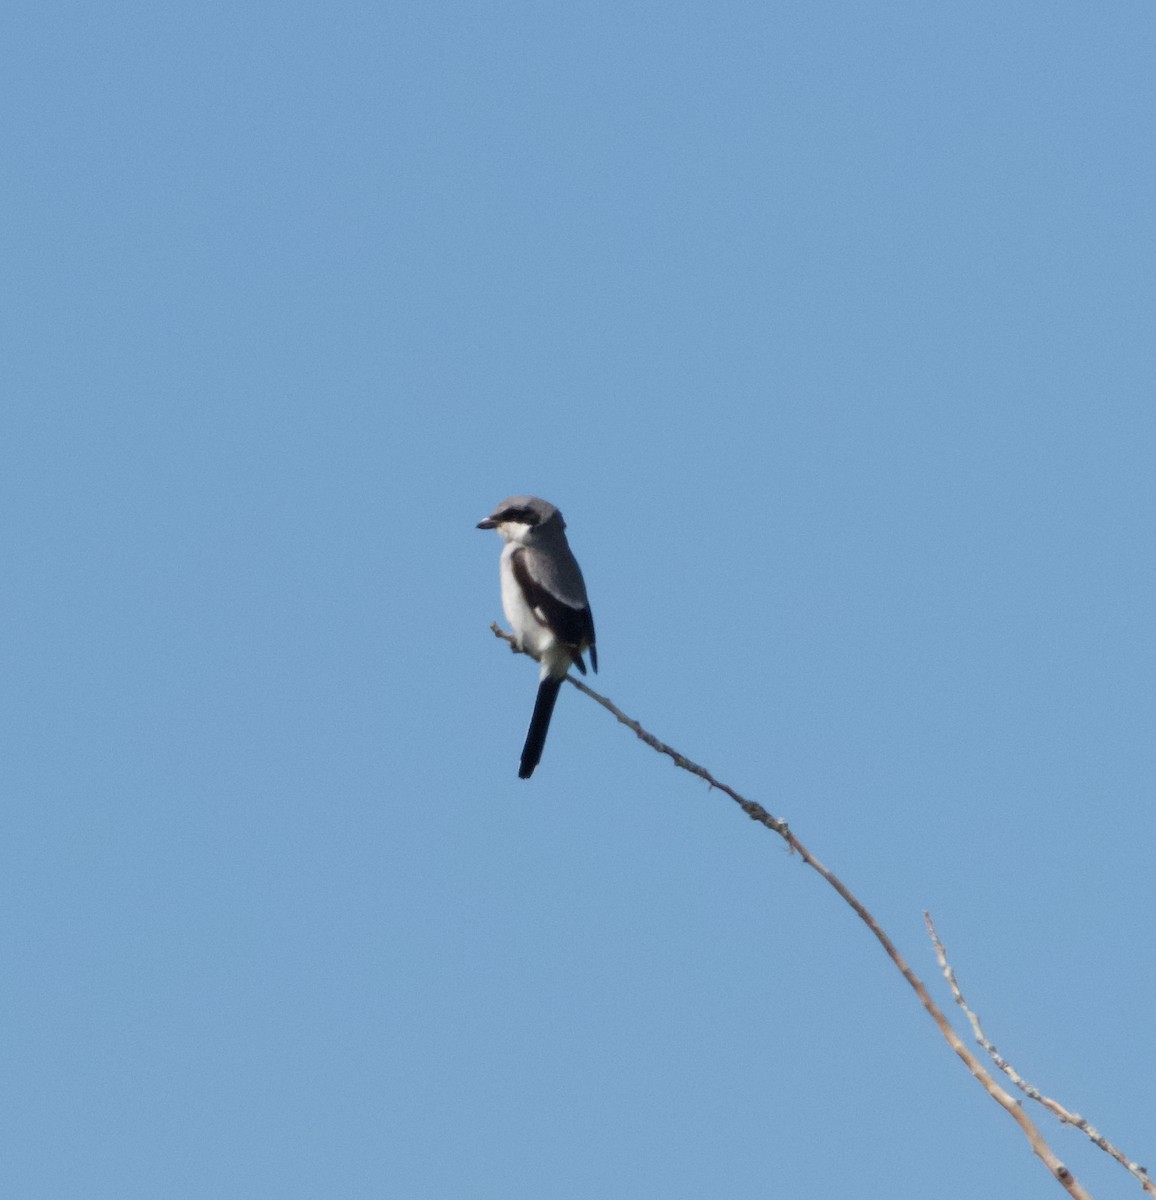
left=477, top=496, right=597, bottom=779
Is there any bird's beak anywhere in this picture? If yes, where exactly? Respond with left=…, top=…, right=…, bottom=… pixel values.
left=476, top=517, right=498, bottom=530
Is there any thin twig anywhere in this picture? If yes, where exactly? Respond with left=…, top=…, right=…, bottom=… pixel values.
left=488, top=623, right=1096, bottom=1199
left=925, top=914, right=1154, bottom=1195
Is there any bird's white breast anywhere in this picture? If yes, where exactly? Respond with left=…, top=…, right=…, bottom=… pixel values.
left=499, top=543, right=566, bottom=676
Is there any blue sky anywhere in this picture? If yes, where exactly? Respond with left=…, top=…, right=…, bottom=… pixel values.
left=4, top=2, right=1154, bottom=1196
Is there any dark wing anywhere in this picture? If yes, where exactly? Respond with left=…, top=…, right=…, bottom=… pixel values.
left=512, top=547, right=596, bottom=674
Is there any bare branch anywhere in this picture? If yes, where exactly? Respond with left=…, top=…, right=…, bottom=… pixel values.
left=488, top=623, right=1098, bottom=1199
left=925, top=914, right=1154, bottom=1195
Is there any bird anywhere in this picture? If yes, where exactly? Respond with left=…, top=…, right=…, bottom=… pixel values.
left=477, top=496, right=597, bottom=779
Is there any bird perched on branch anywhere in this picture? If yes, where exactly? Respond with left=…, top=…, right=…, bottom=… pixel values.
left=477, top=496, right=597, bottom=779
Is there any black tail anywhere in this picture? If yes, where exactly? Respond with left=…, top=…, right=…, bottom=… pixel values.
left=519, top=677, right=563, bottom=779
